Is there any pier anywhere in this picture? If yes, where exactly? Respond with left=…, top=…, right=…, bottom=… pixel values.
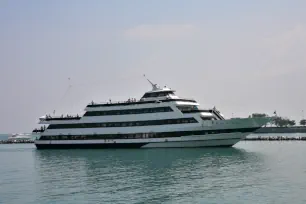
left=244, top=136, right=306, bottom=141
left=0, top=140, right=34, bottom=144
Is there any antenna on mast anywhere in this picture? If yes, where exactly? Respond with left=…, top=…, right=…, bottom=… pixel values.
left=143, top=74, right=159, bottom=90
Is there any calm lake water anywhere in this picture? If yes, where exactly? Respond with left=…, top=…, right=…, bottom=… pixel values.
left=1, top=134, right=306, bottom=204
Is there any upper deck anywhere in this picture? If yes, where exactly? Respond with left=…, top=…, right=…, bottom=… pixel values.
left=86, top=98, right=197, bottom=108
left=85, top=84, right=196, bottom=108
left=37, top=79, right=220, bottom=125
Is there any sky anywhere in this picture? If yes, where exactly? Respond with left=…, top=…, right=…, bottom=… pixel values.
left=0, top=0, right=306, bottom=133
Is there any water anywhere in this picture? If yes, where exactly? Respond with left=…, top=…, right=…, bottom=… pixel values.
left=1, top=134, right=306, bottom=204
left=0, top=134, right=9, bottom=140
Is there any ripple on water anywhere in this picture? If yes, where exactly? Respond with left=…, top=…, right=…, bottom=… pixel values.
left=1, top=142, right=306, bottom=204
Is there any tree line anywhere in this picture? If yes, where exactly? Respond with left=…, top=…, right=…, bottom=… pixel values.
left=249, top=113, right=306, bottom=127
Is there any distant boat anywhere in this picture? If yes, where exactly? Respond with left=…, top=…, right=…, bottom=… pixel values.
left=8, top=133, right=32, bottom=141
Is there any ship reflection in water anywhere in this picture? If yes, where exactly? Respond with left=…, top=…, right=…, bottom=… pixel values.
left=33, top=147, right=265, bottom=203
left=1, top=141, right=306, bottom=204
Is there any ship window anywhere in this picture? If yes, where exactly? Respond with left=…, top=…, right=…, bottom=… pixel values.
left=177, top=105, right=198, bottom=112
left=201, top=116, right=216, bottom=120
left=135, top=134, right=142, bottom=139
left=182, top=119, right=188, bottom=123
left=142, top=91, right=175, bottom=98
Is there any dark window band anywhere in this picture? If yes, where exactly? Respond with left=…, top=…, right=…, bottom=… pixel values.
left=201, top=116, right=217, bottom=120
left=181, top=109, right=224, bottom=120
left=177, top=105, right=198, bottom=112
left=47, top=117, right=198, bottom=129
left=142, top=91, right=174, bottom=98
left=39, top=127, right=259, bottom=140
left=181, top=109, right=210, bottom=113
left=87, top=99, right=197, bottom=107
left=45, top=117, right=81, bottom=121
left=84, top=107, right=173, bottom=116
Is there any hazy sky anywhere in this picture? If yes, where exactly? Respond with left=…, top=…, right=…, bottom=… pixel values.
left=1, top=0, right=306, bottom=133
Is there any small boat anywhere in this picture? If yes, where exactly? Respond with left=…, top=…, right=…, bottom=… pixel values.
left=8, top=133, right=32, bottom=141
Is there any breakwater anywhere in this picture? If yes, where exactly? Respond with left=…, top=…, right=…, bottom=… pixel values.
left=244, top=136, right=306, bottom=141
left=0, top=140, right=34, bottom=144
left=255, top=126, right=306, bottom=133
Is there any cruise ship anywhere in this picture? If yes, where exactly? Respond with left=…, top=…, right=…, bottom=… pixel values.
left=34, top=79, right=270, bottom=149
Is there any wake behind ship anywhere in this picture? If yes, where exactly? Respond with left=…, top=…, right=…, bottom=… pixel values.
left=34, top=79, right=270, bottom=149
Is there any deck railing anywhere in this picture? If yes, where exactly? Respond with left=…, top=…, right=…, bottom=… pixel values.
left=87, top=97, right=197, bottom=106
left=40, top=115, right=81, bottom=121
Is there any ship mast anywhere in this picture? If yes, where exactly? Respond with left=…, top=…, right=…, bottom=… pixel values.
left=143, top=74, right=159, bottom=91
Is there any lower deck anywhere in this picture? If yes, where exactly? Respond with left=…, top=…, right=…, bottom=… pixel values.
left=35, top=132, right=249, bottom=149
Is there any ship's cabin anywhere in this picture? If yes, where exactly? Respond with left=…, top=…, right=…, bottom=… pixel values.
left=140, top=86, right=179, bottom=101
